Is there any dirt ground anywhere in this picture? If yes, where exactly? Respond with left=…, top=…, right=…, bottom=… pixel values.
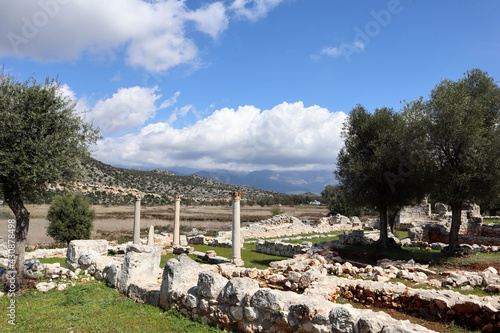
left=0, top=204, right=329, bottom=245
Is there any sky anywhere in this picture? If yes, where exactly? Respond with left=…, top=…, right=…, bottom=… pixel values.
left=1, top=0, right=499, bottom=173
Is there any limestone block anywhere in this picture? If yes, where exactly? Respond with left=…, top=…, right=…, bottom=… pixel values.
left=220, top=277, right=260, bottom=306
left=106, top=263, right=121, bottom=288
left=159, top=254, right=203, bottom=309
left=329, top=304, right=357, bottom=333
left=36, top=282, right=56, bottom=292
left=66, top=240, right=108, bottom=271
left=93, top=256, right=116, bottom=273
left=119, top=244, right=161, bottom=294
left=128, top=281, right=161, bottom=307
left=78, top=250, right=101, bottom=270
left=298, top=268, right=321, bottom=290
left=197, top=270, right=228, bottom=300
left=251, top=289, right=288, bottom=313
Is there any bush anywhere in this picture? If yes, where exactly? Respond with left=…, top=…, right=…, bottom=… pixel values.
left=46, top=193, right=95, bottom=245
left=271, top=206, right=284, bottom=216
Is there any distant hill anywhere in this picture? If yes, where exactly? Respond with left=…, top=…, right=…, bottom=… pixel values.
left=193, top=169, right=336, bottom=194
left=70, top=158, right=282, bottom=205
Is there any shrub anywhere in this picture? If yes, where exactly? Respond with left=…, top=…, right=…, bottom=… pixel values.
left=271, top=206, right=284, bottom=216
left=47, top=193, right=95, bottom=245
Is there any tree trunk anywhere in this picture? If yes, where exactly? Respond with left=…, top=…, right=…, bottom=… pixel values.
left=377, top=206, right=388, bottom=249
left=6, top=197, right=30, bottom=281
left=448, top=203, right=462, bottom=250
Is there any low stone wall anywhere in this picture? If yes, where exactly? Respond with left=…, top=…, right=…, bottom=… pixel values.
left=217, top=214, right=360, bottom=242
left=158, top=254, right=434, bottom=333
left=396, top=202, right=431, bottom=224
left=330, top=278, right=500, bottom=332
left=255, top=239, right=311, bottom=257
left=479, top=224, right=500, bottom=238
left=54, top=240, right=500, bottom=332
left=409, top=223, right=500, bottom=247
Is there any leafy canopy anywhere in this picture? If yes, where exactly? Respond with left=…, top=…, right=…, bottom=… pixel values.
left=424, top=68, right=500, bottom=206
left=0, top=69, right=100, bottom=200
left=321, top=184, right=360, bottom=217
left=335, top=105, right=428, bottom=210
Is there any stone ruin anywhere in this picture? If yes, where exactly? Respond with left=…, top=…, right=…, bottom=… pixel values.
left=393, top=200, right=500, bottom=248
left=11, top=236, right=487, bottom=333
left=208, top=213, right=363, bottom=247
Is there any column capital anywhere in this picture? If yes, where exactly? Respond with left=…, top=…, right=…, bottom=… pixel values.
left=230, top=192, right=244, bottom=200
left=174, top=195, right=183, bottom=200
left=134, top=194, right=143, bottom=201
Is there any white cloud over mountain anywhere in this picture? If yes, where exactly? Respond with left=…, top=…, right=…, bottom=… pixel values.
left=92, top=100, right=347, bottom=171
left=0, top=0, right=284, bottom=72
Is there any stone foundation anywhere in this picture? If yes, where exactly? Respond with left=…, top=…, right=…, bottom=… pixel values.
left=255, top=239, right=310, bottom=257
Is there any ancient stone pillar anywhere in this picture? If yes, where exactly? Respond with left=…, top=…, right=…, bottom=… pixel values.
left=172, top=195, right=182, bottom=247
left=133, top=195, right=141, bottom=245
left=230, top=192, right=244, bottom=266
left=147, top=225, right=154, bottom=246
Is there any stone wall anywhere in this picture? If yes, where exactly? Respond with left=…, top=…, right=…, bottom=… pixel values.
left=59, top=240, right=500, bottom=332
left=409, top=223, right=500, bottom=247
left=216, top=213, right=361, bottom=242
left=158, top=254, right=435, bottom=333
left=395, top=201, right=431, bottom=224
left=255, top=239, right=311, bottom=257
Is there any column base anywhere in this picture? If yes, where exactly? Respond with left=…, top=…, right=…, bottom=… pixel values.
left=231, top=258, right=245, bottom=266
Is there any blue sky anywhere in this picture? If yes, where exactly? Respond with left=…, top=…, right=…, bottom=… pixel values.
left=1, top=0, right=499, bottom=173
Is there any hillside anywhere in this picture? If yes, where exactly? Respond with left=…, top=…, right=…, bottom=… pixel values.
left=48, top=158, right=284, bottom=206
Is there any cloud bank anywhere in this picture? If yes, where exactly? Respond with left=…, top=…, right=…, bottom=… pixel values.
left=59, top=83, right=346, bottom=171
left=0, top=0, right=285, bottom=72
left=92, top=100, right=347, bottom=171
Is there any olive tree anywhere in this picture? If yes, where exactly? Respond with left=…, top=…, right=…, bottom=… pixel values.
left=422, top=69, right=500, bottom=252
left=321, top=184, right=360, bottom=217
left=335, top=105, right=428, bottom=248
left=0, top=69, right=99, bottom=278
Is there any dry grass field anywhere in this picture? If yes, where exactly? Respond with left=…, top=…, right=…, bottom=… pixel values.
left=0, top=203, right=329, bottom=245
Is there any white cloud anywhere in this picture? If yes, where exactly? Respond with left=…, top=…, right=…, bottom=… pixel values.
left=89, top=86, right=164, bottom=135
left=0, top=0, right=229, bottom=72
left=320, top=41, right=366, bottom=59
left=93, top=101, right=347, bottom=171
left=185, top=2, right=228, bottom=38
left=0, top=0, right=285, bottom=72
left=321, top=46, right=342, bottom=57
left=230, top=0, right=285, bottom=21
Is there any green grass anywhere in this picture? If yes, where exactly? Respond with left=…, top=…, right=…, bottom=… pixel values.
left=160, top=243, right=288, bottom=270
left=246, top=230, right=345, bottom=243
left=285, top=235, right=340, bottom=244
left=395, top=230, right=408, bottom=239
left=37, top=257, right=66, bottom=267
left=442, top=251, right=500, bottom=266
left=0, top=280, right=225, bottom=332
left=485, top=218, right=500, bottom=224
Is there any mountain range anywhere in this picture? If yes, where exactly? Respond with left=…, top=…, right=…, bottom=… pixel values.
left=192, top=169, right=336, bottom=195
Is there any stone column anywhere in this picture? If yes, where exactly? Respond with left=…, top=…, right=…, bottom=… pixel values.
left=147, top=225, right=154, bottom=246
left=230, top=192, right=244, bottom=266
left=133, top=195, right=142, bottom=245
left=172, top=195, right=182, bottom=247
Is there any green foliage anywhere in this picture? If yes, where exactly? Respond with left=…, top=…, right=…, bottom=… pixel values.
left=0, top=68, right=100, bottom=273
left=420, top=69, right=500, bottom=249
left=321, top=184, right=360, bottom=216
left=335, top=106, right=428, bottom=247
left=423, top=69, right=500, bottom=207
left=47, top=193, right=95, bottom=244
left=271, top=206, right=285, bottom=216
left=0, top=69, right=100, bottom=201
